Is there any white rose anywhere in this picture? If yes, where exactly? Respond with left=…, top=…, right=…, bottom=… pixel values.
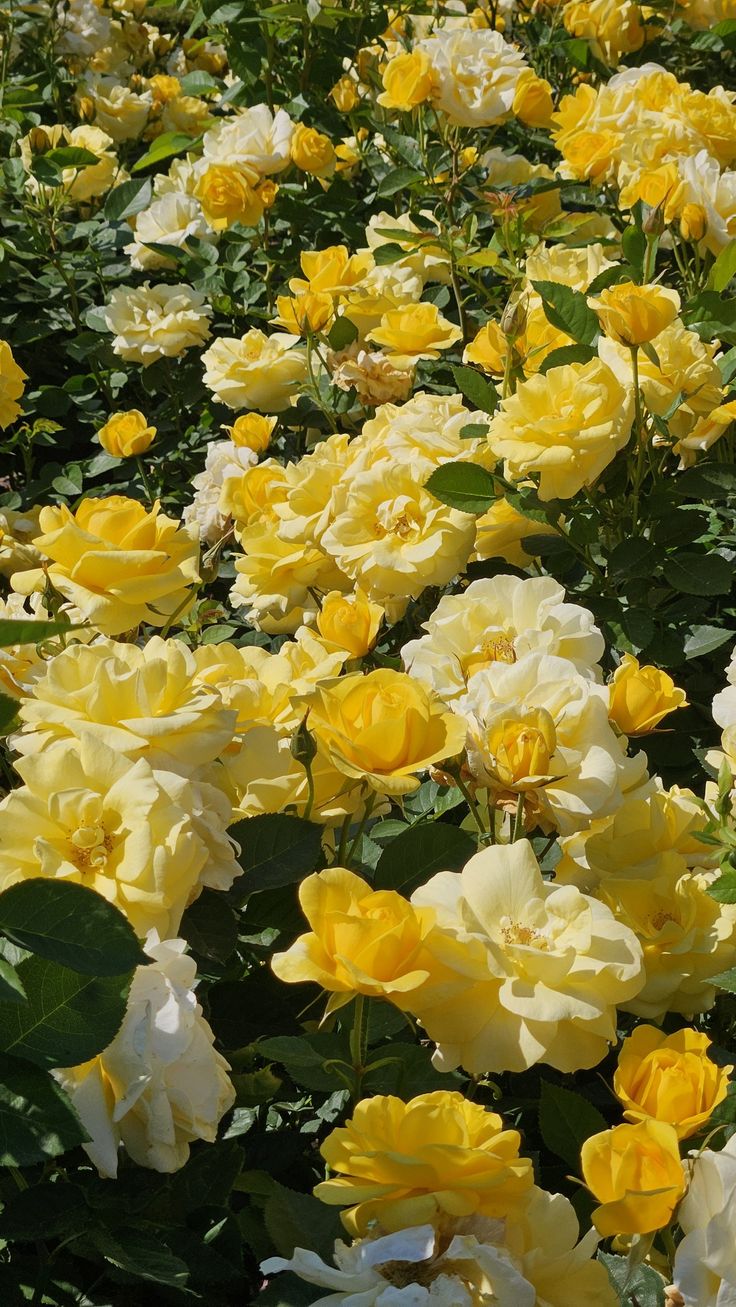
left=671, top=1136, right=736, bottom=1306
left=54, top=934, right=235, bottom=1177
left=104, top=282, right=212, bottom=364
left=202, top=103, right=294, bottom=176
left=125, top=193, right=216, bottom=271
left=183, top=439, right=258, bottom=542
left=418, top=28, right=528, bottom=127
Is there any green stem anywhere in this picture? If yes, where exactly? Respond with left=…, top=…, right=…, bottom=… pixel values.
left=344, top=791, right=376, bottom=868
left=136, top=456, right=155, bottom=504
left=349, top=993, right=368, bottom=1100
left=511, top=791, right=525, bottom=842
left=336, top=810, right=352, bottom=865
left=456, top=775, right=488, bottom=840
left=630, top=346, right=647, bottom=532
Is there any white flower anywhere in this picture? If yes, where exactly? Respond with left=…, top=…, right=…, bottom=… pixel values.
left=54, top=934, right=235, bottom=1177
left=676, top=149, right=736, bottom=255
left=183, top=439, right=257, bottom=542
left=201, top=330, right=307, bottom=411
left=202, top=103, right=294, bottom=176
left=83, top=75, right=152, bottom=143
left=671, top=1136, right=736, bottom=1306
left=403, top=576, right=604, bottom=703
left=58, top=0, right=116, bottom=58
left=125, top=193, right=215, bottom=271
left=418, top=28, right=528, bottom=127
left=103, top=282, right=212, bottom=365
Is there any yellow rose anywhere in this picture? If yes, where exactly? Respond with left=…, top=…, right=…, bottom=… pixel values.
left=12, top=495, right=199, bottom=636
left=581, top=1120, right=686, bottom=1236
left=314, top=1091, right=534, bottom=1236
left=230, top=520, right=344, bottom=634
left=221, top=459, right=289, bottom=528
left=257, top=177, right=279, bottom=209
left=271, top=866, right=437, bottom=1011
left=680, top=202, right=708, bottom=242
left=463, top=321, right=508, bottom=375
left=614, top=1025, right=732, bottom=1140
left=378, top=50, right=437, bottom=111
left=194, top=163, right=264, bottom=231
left=619, top=163, right=684, bottom=225
left=474, top=495, right=559, bottom=566
left=222, top=413, right=276, bottom=453
left=274, top=289, right=334, bottom=335
left=97, top=409, right=156, bottom=458
left=148, top=74, right=181, bottom=105
left=316, top=588, right=384, bottom=657
left=0, top=339, right=27, bottom=429
left=588, top=281, right=681, bottom=347
left=290, top=124, right=336, bottom=179
left=486, top=358, right=633, bottom=500
left=202, top=329, right=307, bottom=411
left=306, top=668, right=467, bottom=795
left=0, top=506, right=42, bottom=577
left=369, top=303, right=463, bottom=365
left=513, top=71, right=554, bottom=128
left=330, top=75, right=360, bottom=113
left=609, top=654, right=688, bottom=735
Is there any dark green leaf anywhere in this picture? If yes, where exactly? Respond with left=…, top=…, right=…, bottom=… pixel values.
left=327, top=315, right=358, bottom=350
left=664, top=553, right=732, bottom=597
left=374, top=822, right=477, bottom=894
left=676, top=463, right=736, bottom=499
left=459, top=422, right=489, bottom=439
left=425, top=461, right=495, bottom=514
left=0, top=692, right=18, bottom=733
left=708, top=968, right=736, bottom=993
left=0, top=955, right=132, bottom=1069
left=451, top=364, right=499, bottom=415
left=531, top=280, right=599, bottom=345
left=0, top=958, right=26, bottom=1004
left=264, top=1181, right=343, bottom=1260
left=709, top=869, right=736, bottom=904
left=621, top=224, right=646, bottom=275
left=104, top=177, right=153, bottom=222
left=44, top=147, right=98, bottom=168
left=0, top=880, right=146, bottom=976
left=539, top=1081, right=607, bottom=1169
left=132, top=132, right=199, bottom=174
left=229, top=813, right=322, bottom=898
left=599, top=1252, right=666, bottom=1306
left=685, top=291, right=736, bottom=342
left=376, top=167, right=424, bottom=197
left=0, top=1181, right=87, bottom=1240
left=0, top=1054, right=89, bottom=1166
left=538, top=343, right=596, bottom=373
left=90, top=1228, right=190, bottom=1290
left=684, top=625, right=735, bottom=659
left=180, top=889, right=238, bottom=962
left=372, top=242, right=408, bottom=265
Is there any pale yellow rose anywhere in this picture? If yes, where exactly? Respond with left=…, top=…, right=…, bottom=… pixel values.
left=417, top=28, right=528, bottom=127
left=474, top=495, right=559, bottom=567
left=104, top=282, right=212, bottom=365
left=83, top=75, right=152, bottom=141
left=12, top=496, right=200, bottom=637
left=230, top=521, right=346, bottom=633
left=369, top=303, right=462, bottom=366
left=201, top=329, right=307, bottom=411
left=589, top=282, right=681, bottom=347
left=614, top=1025, right=732, bottom=1139
left=315, top=1091, right=534, bottom=1236
left=486, top=358, right=634, bottom=500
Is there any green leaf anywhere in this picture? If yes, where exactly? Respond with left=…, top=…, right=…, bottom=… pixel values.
left=425, top=461, right=496, bottom=514
left=708, top=239, right=736, bottom=292
left=708, top=968, right=736, bottom=993
left=264, top=1180, right=343, bottom=1260
left=104, top=177, right=152, bottom=222
left=0, top=880, right=147, bottom=976
left=180, top=889, right=238, bottom=962
left=685, top=291, right=736, bottom=342
left=327, top=315, right=358, bottom=350
left=0, top=955, right=132, bottom=1069
left=376, top=166, right=424, bottom=197
left=372, top=242, right=409, bottom=265
left=451, top=364, right=499, bottom=415
left=374, top=822, right=477, bottom=895
left=676, top=463, right=736, bottom=499
left=539, top=1081, right=607, bottom=1169
left=531, top=279, right=599, bottom=346
left=684, top=625, right=735, bottom=659
left=0, top=1054, right=89, bottom=1166
left=538, top=343, right=596, bottom=373
left=229, top=813, right=322, bottom=898
left=709, top=869, right=736, bottom=904
left=664, top=553, right=732, bottom=597
left=44, top=146, right=99, bottom=169
left=0, top=618, right=83, bottom=646
left=599, top=1252, right=666, bottom=1306
left=0, top=958, right=26, bottom=1004
left=607, top=538, right=659, bottom=581
left=0, top=692, right=18, bottom=733
left=179, top=70, right=220, bottom=96
left=459, top=422, right=490, bottom=439
left=0, top=1181, right=88, bottom=1240
left=621, top=224, right=647, bottom=276
left=90, top=1228, right=190, bottom=1290
left=132, top=132, right=199, bottom=174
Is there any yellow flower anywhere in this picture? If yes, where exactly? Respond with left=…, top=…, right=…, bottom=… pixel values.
left=609, top=654, right=688, bottom=735
left=314, top=1091, right=534, bottom=1236
left=563, top=0, right=646, bottom=64
left=202, top=330, right=307, bottom=412
left=221, top=459, right=289, bottom=529
left=369, top=303, right=463, bottom=365
left=0, top=506, right=42, bottom=577
left=274, top=289, right=334, bottom=335
left=378, top=50, right=437, bottom=112
left=306, top=668, right=467, bottom=796
left=614, top=1025, right=732, bottom=1140
left=463, top=321, right=508, bottom=375
left=230, top=521, right=345, bottom=634
left=330, top=75, right=359, bottom=113
left=257, top=177, right=279, bottom=209
left=97, top=410, right=156, bottom=458
left=409, top=840, right=644, bottom=1074
left=474, top=495, right=559, bottom=567
left=316, top=588, right=384, bottom=657
left=148, top=74, right=181, bottom=105
left=513, top=71, right=554, bottom=128
left=12, top=496, right=199, bottom=637
left=581, top=1120, right=686, bottom=1236
left=0, top=340, right=27, bottom=429
left=222, top=413, right=276, bottom=453
left=291, top=124, right=336, bottom=179
left=486, top=358, right=633, bottom=500
left=619, top=163, right=684, bottom=225
left=588, top=281, right=681, bottom=347
left=680, top=202, right=708, bottom=242
left=271, top=866, right=438, bottom=1011
left=0, top=736, right=233, bottom=939
left=193, top=163, right=264, bottom=231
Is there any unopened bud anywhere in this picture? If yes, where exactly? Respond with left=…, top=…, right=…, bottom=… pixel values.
left=500, top=295, right=527, bottom=341
left=27, top=126, right=51, bottom=154
left=290, top=714, right=318, bottom=769
left=680, top=202, right=707, bottom=243
left=642, top=206, right=665, bottom=237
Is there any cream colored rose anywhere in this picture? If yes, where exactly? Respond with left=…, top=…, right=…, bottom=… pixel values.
left=104, top=282, right=212, bottom=364
left=274, top=432, right=352, bottom=544
left=201, top=329, right=307, bottom=411
left=598, top=319, right=722, bottom=441
left=671, top=1135, right=736, bottom=1307
left=83, top=74, right=152, bottom=142
left=55, top=935, right=235, bottom=1176
left=486, top=358, right=634, bottom=501
left=183, top=439, right=257, bottom=543
left=125, top=193, right=215, bottom=271
left=457, top=652, right=645, bottom=834
left=230, top=521, right=346, bottom=633
left=418, top=28, right=528, bottom=127
left=403, top=575, right=604, bottom=702
left=0, top=592, right=52, bottom=699
left=321, top=458, right=476, bottom=609
left=0, top=736, right=236, bottom=938
left=346, top=390, right=492, bottom=476
left=202, top=103, right=294, bottom=175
